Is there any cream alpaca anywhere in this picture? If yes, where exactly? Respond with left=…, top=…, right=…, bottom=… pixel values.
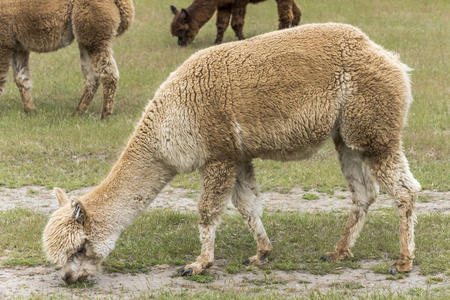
left=44, top=23, right=421, bottom=284
left=0, top=0, right=134, bottom=118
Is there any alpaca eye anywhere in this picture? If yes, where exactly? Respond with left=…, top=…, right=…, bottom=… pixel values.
left=77, top=246, right=85, bottom=254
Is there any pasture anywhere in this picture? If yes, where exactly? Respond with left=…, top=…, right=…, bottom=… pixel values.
left=0, top=0, right=448, bottom=298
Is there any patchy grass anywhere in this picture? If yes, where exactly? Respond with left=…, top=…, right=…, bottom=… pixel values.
left=1, top=209, right=449, bottom=278
left=0, top=0, right=448, bottom=192
left=302, top=193, right=319, bottom=200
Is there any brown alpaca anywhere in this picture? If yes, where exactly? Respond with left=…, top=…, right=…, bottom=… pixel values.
left=0, top=0, right=134, bottom=119
left=44, top=23, right=420, bottom=284
left=170, top=0, right=301, bottom=46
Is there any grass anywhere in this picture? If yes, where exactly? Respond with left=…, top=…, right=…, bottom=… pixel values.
left=1, top=209, right=449, bottom=277
left=14, top=289, right=450, bottom=300
left=0, top=0, right=448, bottom=192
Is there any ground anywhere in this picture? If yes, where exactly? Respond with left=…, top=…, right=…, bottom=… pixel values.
left=0, top=186, right=449, bottom=298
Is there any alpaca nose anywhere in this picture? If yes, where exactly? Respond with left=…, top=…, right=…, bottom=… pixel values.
left=62, top=272, right=77, bottom=284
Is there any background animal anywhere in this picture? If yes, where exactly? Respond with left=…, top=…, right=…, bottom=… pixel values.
left=0, top=0, right=134, bottom=119
left=170, top=0, right=301, bottom=46
left=44, top=23, right=420, bottom=284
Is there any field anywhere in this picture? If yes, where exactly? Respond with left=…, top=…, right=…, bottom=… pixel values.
left=0, top=0, right=449, bottom=299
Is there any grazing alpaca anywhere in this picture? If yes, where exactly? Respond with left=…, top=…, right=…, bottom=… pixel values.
left=170, top=0, right=301, bottom=46
left=44, top=23, right=420, bottom=284
left=0, top=0, right=134, bottom=119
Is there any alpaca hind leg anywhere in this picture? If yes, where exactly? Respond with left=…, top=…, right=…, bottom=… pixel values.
left=368, top=150, right=420, bottom=274
left=0, top=48, right=12, bottom=98
left=74, top=44, right=100, bottom=115
left=231, top=5, right=247, bottom=40
left=85, top=41, right=119, bottom=119
left=215, top=7, right=232, bottom=44
left=232, top=161, right=272, bottom=265
left=276, top=0, right=294, bottom=29
left=179, top=160, right=238, bottom=276
left=291, top=0, right=302, bottom=26
left=12, top=51, right=34, bottom=114
left=322, top=134, right=379, bottom=261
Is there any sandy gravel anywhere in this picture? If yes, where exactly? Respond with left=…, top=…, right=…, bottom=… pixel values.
left=0, top=186, right=449, bottom=298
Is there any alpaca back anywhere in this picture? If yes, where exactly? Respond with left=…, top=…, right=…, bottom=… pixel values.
left=145, top=23, right=413, bottom=167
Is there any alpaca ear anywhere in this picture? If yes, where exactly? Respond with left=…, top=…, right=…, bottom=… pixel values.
left=180, top=9, right=190, bottom=22
left=54, top=188, right=70, bottom=207
left=170, top=5, right=179, bottom=15
left=70, top=197, right=90, bottom=226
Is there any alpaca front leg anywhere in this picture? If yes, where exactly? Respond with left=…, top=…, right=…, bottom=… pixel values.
left=215, top=7, right=232, bottom=44
left=291, top=0, right=302, bottom=26
left=276, top=0, right=294, bottom=29
left=231, top=5, right=247, bottom=40
left=12, top=51, right=34, bottom=114
left=232, top=161, right=272, bottom=266
left=179, top=160, right=237, bottom=276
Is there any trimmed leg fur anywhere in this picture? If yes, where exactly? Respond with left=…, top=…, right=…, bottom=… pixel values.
left=323, top=134, right=378, bottom=261
left=369, top=150, right=420, bottom=274
left=83, top=41, right=119, bottom=119
left=181, top=160, right=238, bottom=275
left=12, top=51, right=34, bottom=114
left=0, top=48, right=12, bottom=98
left=232, top=161, right=272, bottom=265
left=74, top=44, right=100, bottom=115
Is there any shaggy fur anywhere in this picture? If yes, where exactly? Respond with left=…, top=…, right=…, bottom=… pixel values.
left=170, top=0, right=301, bottom=46
left=0, top=0, right=134, bottom=119
left=44, top=23, right=420, bottom=284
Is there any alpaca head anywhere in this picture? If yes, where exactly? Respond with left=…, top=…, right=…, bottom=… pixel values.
left=43, top=188, right=112, bottom=284
left=170, top=5, right=196, bottom=46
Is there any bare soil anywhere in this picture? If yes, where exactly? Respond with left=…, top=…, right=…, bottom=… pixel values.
left=0, top=186, right=449, bottom=298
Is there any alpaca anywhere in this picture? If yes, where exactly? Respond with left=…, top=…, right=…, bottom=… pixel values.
left=0, top=0, right=134, bottom=119
left=44, top=23, right=420, bottom=284
left=170, top=0, right=301, bottom=46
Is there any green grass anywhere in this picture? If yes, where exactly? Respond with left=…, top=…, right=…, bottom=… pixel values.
left=14, top=289, right=450, bottom=300
left=0, top=0, right=449, bottom=192
left=1, top=209, right=449, bottom=277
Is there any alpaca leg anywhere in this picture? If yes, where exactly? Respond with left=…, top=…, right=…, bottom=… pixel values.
left=322, top=134, right=379, bottom=261
left=291, top=0, right=302, bottom=26
left=0, top=48, right=12, bottom=98
left=84, top=41, right=119, bottom=119
left=368, top=150, right=421, bottom=274
left=276, top=0, right=294, bottom=29
left=74, top=44, right=100, bottom=115
left=215, top=7, right=232, bottom=44
left=179, top=160, right=238, bottom=276
left=12, top=51, right=34, bottom=114
left=232, top=161, right=272, bottom=265
left=231, top=5, right=247, bottom=40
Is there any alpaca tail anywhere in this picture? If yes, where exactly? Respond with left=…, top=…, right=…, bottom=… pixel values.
left=115, top=0, right=135, bottom=36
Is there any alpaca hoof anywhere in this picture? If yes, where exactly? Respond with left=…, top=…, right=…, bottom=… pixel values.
left=389, top=260, right=412, bottom=275
left=389, top=265, right=398, bottom=275
left=178, top=266, right=193, bottom=276
left=320, top=254, right=331, bottom=262
left=243, top=259, right=251, bottom=265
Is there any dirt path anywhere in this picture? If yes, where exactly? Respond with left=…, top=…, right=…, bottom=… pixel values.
left=0, top=186, right=449, bottom=298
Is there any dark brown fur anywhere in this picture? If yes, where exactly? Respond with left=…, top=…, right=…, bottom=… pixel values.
left=170, top=0, right=301, bottom=46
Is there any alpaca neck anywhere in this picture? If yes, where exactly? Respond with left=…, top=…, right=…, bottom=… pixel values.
left=87, top=145, right=176, bottom=233
left=188, top=0, right=218, bottom=29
